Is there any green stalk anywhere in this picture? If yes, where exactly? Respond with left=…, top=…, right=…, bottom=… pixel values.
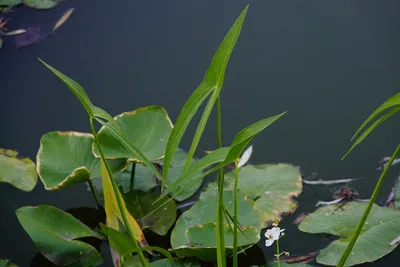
left=216, top=97, right=226, bottom=267
left=276, top=239, right=280, bottom=267
left=232, top=160, right=239, bottom=267
left=87, top=179, right=101, bottom=209
left=130, top=162, right=136, bottom=192
left=337, top=143, right=400, bottom=267
left=89, top=118, right=148, bottom=267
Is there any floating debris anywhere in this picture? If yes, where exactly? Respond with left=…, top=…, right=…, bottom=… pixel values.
left=4, top=29, right=26, bottom=36
left=292, top=212, right=308, bottom=224
left=238, top=145, right=253, bottom=168
left=377, top=157, right=400, bottom=170
left=390, top=235, right=400, bottom=246
left=52, top=8, right=74, bottom=33
left=277, top=251, right=319, bottom=264
left=15, top=26, right=48, bottom=48
left=303, top=177, right=361, bottom=185
left=384, top=174, right=400, bottom=207
left=316, top=198, right=344, bottom=207
left=333, top=187, right=359, bottom=200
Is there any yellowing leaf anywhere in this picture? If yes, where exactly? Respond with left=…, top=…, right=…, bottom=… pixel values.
left=100, top=160, right=147, bottom=246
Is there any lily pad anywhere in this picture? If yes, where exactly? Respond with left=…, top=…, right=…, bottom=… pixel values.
left=171, top=190, right=262, bottom=261
left=93, top=106, right=173, bottom=162
left=0, top=148, right=37, bottom=191
left=299, top=202, right=400, bottom=266
left=267, top=264, right=312, bottom=267
left=0, top=259, right=17, bottom=267
left=24, top=0, right=59, bottom=9
left=150, top=258, right=201, bottom=267
left=16, top=205, right=103, bottom=266
left=125, top=190, right=176, bottom=236
left=202, top=164, right=302, bottom=225
left=37, top=131, right=127, bottom=190
left=90, top=148, right=203, bottom=201
left=0, top=0, right=22, bottom=7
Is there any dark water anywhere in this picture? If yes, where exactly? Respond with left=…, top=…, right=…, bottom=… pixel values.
left=1, top=1, right=400, bottom=266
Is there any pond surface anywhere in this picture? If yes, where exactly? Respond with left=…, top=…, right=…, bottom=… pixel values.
left=1, top=1, right=400, bottom=266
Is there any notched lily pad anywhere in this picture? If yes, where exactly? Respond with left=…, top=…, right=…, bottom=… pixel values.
left=202, top=164, right=302, bottom=225
left=125, top=190, right=176, bottom=236
left=24, top=0, right=60, bottom=9
left=171, top=190, right=262, bottom=261
left=16, top=205, right=104, bottom=266
left=37, top=131, right=126, bottom=190
left=93, top=106, right=173, bottom=162
left=299, top=202, right=400, bottom=266
left=0, top=148, right=37, bottom=191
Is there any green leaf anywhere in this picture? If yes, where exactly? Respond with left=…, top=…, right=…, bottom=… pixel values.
left=93, top=106, right=173, bottom=161
left=163, top=5, right=249, bottom=182
left=395, top=181, right=400, bottom=210
left=343, top=106, right=400, bottom=159
left=39, top=59, right=162, bottom=181
left=24, top=0, right=59, bottom=9
left=161, top=112, right=286, bottom=201
left=16, top=205, right=103, bottom=266
left=125, top=190, right=176, bottom=236
left=0, top=259, right=18, bottom=267
left=0, top=0, right=22, bottom=7
left=150, top=258, right=201, bottom=267
left=0, top=148, right=37, bottom=191
left=202, top=164, right=302, bottom=225
left=170, top=190, right=261, bottom=260
left=299, top=202, right=400, bottom=266
left=37, top=131, right=126, bottom=190
left=267, top=263, right=312, bottom=267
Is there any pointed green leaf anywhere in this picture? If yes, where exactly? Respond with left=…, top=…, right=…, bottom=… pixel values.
left=37, top=131, right=126, bottom=190
left=16, top=205, right=103, bottom=266
left=163, top=5, right=249, bottom=182
left=93, top=106, right=173, bottom=161
left=299, top=202, right=400, bottom=266
left=0, top=148, right=37, bottom=191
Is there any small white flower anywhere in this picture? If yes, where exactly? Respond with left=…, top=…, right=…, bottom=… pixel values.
left=238, top=145, right=253, bottom=168
left=264, top=227, right=285, bottom=247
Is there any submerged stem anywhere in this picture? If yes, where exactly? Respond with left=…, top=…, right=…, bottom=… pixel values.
left=87, top=179, right=101, bottom=209
left=337, top=143, right=400, bottom=267
left=130, top=162, right=136, bottom=192
left=89, top=118, right=148, bottom=267
left=232, top=160, right=239, bottom=267
left=216, top=96, right=226, bottom=267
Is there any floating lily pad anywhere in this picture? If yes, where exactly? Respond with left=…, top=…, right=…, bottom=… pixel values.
left=24, top=0, right=59, bottom=9
left=16, top=205, right=103, bottom=266
left=266, top=263, right=312, bottom=267
left=299, top=202, right=400, bottom=266
left=37, top=131, right=127, bottom=190
left=171, top=190, right=261, bottom=261
left=202, top=164, right=302, bottom=225
left=150, top=258, right=201, bottom=267
left=93, top=106, right=173, bottom=162
left=125, top=190, right=176, bottom=236
left=0, top=259, right=17, bottom=267
left=90, top=148, right=203, bottom=201
left=0, top=148, right=37, bottom=191
left=0, top=0, right=22, bottom=7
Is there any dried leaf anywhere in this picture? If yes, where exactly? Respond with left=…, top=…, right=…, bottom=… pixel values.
left=15, top=27, right=47, bottom=48
left=52, top=8, right=74, bottom=33
left=292, top=213, right=308, bottom=224
left=315, top=198, right=344, bottom=207
left=279, top=251, right=319, bottom=264
left=390, top=235, right=400, bottom=246
left=5, top=29, right=26, bottom=36
left=303, top=178, right=360, bottom=185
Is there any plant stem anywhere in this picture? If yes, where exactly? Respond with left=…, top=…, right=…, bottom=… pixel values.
left=130, top=162, right=136, bottom=192
left=276, top=239, right=281, bottom=267
left=216, top=96, right=226, bottom=267
left=87, top=179, right=101, bottom=209
left=337, top=143, right=400, bottom=267
left=89, top=118, right=148, bottom=267
left=232, top=160, right=239, bottom=267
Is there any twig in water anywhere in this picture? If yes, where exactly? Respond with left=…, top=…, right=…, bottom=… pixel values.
left=303, top=177, right=361, bottom=185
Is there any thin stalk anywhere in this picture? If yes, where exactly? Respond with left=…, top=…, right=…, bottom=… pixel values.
left=89, top=118, right=148, bottom=267
left=216, top=96, right=226, bottom=267
left=276, top=239, right=281, bottom=267
left=87, top=179, right=101, bottom=209
left=232, top=160, right=239, bottom=267
left=130, top=162, right=136, bottom=192
left=337, top=143, right=400, bottom=267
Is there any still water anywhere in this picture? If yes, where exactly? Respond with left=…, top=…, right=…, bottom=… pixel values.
left=1, top=1, right=400, bottom=266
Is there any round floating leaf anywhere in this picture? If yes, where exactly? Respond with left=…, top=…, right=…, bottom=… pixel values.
left=202, top=164, right=302, bottom=225
left=93, top=106, right=173, bottom=161
left=171, top=190, right=262, bottom=260
left=267, top=263, right=312, bottom=267
left=150, top=258, right=201, bottom=267
left=90, top=148, right=203, bottom=201
left=24, top=0, right=60, bottom=9
left=299, top=202, right=400, bottom=266
left=125, top=190, right=176, bottom=236
left=0, top=0, right=22, bottom=7
left=37, top=131, right=127, bottom=190
left=16, top=205, right=104, bottom=266
left=0, top=259, right=17, bottom=267
left=0, top=148, right=37, bottom=191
